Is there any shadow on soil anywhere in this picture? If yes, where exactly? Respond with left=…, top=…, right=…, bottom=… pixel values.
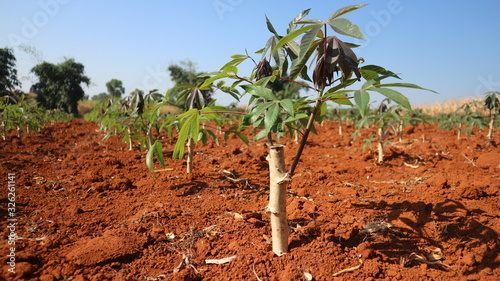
left=351, top=199, right=499, bottom=275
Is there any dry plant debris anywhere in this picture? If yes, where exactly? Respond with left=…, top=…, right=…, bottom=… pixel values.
left=332, top=259, right=363, bottom=277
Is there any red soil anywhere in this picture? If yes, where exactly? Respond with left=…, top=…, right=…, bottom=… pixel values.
left=1, top=119, right=499, bottom=281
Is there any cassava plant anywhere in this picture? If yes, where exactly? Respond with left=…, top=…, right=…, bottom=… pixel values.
left=353, top=99, right=411, bottom=163
left=203, top=5, right=433, bottom=255
left=146, top=85, right=247, bottom=174
left=438, top=101, right=485, bottom=140
left=484, top=91, right=499, bottom=144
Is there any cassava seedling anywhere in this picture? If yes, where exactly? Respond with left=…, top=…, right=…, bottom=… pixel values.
left=484, top=91, right=499, bottom=144
left=204, top=5, right=433, bottom=255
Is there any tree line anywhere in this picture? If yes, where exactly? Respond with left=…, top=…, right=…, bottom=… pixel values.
left=2, top=47, right=283, bottom=117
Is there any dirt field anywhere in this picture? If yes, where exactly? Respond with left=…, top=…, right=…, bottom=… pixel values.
left=1, top=119, right=499, bottom=280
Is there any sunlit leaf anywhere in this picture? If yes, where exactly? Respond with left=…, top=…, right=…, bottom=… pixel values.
left=359, top=69, right=379, bottom=81
left=354, top=90, right=369, bottom=117
left=290, top=39, right=320, bottom=80
left=254, top=129, right=269, bottom=141
left=173, top=111, right=198, bottom=159
left=266, top=15, right=280, bottom=37
left=370, top=88, right=411, bottom=110
left=280, top=98, right=294, bottom=116
left=329, top=18, right=365, bottom=40
left=146, top=140, right=164, bottom=172
left=299, top=25, right=322, bottom=59
left=264, top=103, right=280, bottom=133
left=190, top=113, right=200, bottom=142
left=328, top=4, right=369, bottom=20
left=271, top=24, right=319, bottom=55
left=287, top=8, right=312, bottom=33
left=360, top=65, right=400, bottom=79
left=324, top=93, right=353, bottom=106
left=242, top=84, right=277, bottom=100
left=234, top=131, right=248, bottom=145
left=377, top=83, right=438, bottom=94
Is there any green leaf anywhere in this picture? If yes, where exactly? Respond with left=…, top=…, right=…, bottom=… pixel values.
left=287, top=8, right=312, bottom=33
left=354, top=90, right=369, bottom=117
left=295, top=19, right=323, bottom=25
left=242, top=84, right=277, bottom=100
left=271, top=24, right=319, bottom=55
left=190, top=113, right=200, bottom=142
left=146, top=140, right=164, bottom=172
left=360, top=65, right=401, bottom=79
left=325, top=93, right=353, bottom=106
left=280, top=98, right=294, bottom=116
left=299, top=25, right=322, bottom=60
left=329, top=4, right=369, bottom=20
left=247, top=101, right=273, bottom=124
left=173, top=112, right=198, bottom=159
left=370, top=88, right=411, bottom=110
left=290, top=39, right=320, bottom=80
left=254, top=129, right=269, bottom=141
left=359, top=69, right=379, bottom=81
left=234, top=131, right=249, bottom=145
left=154, top=140, right=164, bottom=169
left=329, top=18, right=365, bottom=40
left=266, top=15, right=280, bottom=37
left=205, top=129, right=219, bottom=145
left=265, top=103, right=280, bottom=133
left=377, top=83, right=438, bottom=94
left=200, top=72, right=233, bottom=89
left=284, top=113, right=309, bottom=123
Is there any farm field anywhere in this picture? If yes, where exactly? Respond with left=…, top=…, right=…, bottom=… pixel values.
left=1, top=118, right=499, bottom=281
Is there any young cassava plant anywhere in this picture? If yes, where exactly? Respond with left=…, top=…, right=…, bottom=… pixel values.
left=204, top=5, right=434, bottom=255
left=484, top=91, right=499, bottom=144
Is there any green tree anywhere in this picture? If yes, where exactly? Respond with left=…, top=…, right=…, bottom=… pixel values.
left=31, top=58, right=90, bottom=116
left=0, top=48, right=21, bottom=97
left=106, top=79, right=125, bottom=98
left=167, top=60, right=212, bottom=107
left=91, top=92, right=109, bottom=101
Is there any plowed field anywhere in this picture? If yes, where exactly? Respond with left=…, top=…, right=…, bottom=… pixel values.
left=1, top=119, right=499, bottom=280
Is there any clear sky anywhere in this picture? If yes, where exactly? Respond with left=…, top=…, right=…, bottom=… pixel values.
left=1, top=0, right=499, bottom=107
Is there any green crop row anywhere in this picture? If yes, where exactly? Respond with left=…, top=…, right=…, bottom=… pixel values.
left=0, top=94, right=73, bottom=141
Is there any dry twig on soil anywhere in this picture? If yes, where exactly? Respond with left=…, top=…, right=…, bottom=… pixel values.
left=461, top=153, right=476, bottom=166
left=219, top=170, right=252, bottom=188
left=332, top=259, right=363, bottom=277
left=252, top=263, right=263, bottom=281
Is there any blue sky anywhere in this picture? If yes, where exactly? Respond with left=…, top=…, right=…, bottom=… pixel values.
left=1, top=0, right=499, bottom=107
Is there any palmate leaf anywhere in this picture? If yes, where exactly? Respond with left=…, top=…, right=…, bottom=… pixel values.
left=329, top=18, right=365, bottom=40
left=328, top=4, right=369, bottom=21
